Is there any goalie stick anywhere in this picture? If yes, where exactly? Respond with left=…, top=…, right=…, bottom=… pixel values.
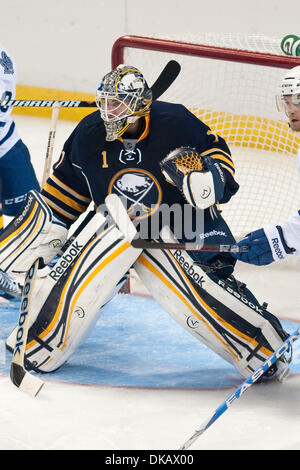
left=10, top=261, right=44, bottom=397
left=10, top=102, right=61, bottom=397
left=130, top=238, right=249, bottom=253
left=0, top=60, right=181, bottom=109
left=179, top=326, right=300, bottom=450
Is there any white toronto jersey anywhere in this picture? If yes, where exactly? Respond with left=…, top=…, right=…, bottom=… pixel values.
left=281, top=147, right=300, bottom=256
left=0, top=42, right=20, bottom=158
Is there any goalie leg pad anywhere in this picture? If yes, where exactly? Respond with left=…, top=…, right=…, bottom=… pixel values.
left=7, top=211, right=141, bottom=372
left=133, top=231, right=289, bottom=379
left=0, top=190, right=67, bottom=272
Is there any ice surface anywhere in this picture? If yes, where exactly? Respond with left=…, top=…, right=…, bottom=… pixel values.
left=0, top=114, right=299, bottom=450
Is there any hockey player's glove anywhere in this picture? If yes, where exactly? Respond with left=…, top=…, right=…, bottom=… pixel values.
left=160, top=146, right=225, bottom=210
left=231, top=225, right=295, bottom=265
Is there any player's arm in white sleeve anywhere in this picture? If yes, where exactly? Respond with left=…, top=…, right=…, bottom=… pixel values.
left=0, top=44, right=21, bottom=154
left=284, top=148, right=300, bottom=253
left=232, top=146, right=300, bottom=266
left=0, top=44, right=17, bottom=112
left=280, top=211, right=300, bottom=255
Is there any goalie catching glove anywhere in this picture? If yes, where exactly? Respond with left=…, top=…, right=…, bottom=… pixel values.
left=0, top=190, right=68, bottom=273
left=160, top=146, right=225, bottom=210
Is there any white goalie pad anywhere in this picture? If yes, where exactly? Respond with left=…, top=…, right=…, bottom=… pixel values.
left=7, top=196, right=142, bottom=372
left=133, top=227, right=288, bottom=379
left=0, top=190, right=67, bottom=273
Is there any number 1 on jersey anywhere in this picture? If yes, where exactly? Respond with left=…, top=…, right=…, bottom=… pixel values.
left=101, top=151, right=108, bottom=168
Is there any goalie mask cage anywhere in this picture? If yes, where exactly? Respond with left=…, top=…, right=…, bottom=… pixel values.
left=111, top=34, right=300, bottom=286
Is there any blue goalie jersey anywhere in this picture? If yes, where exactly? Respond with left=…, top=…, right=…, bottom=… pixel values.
left=41, top=100, right=239, bottom=229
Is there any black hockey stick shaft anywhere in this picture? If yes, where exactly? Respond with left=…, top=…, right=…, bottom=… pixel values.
left=0, top=60, right=181, bottom=108
left=1, top=98, right=95, bottom=108
left=131, top=238, right=249, bottom=253
left=151, top=60, right=181, bottom=100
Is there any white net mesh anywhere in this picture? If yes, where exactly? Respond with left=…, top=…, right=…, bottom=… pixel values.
left=118, top=33, right=300, bottom=250
left=147, top=33, right=285, bottom=54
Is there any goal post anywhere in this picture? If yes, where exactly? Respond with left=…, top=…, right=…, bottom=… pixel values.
left=112, top=34, right=300, bottom=69
left=111, top=34, right=300, bottom=243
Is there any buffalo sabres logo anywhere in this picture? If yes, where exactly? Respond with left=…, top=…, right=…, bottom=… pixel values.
left=119, top=148, right=142, bottom=165
left=0, top=52, right=14, bottom=74
left=108, top=169, right=162, bottom=219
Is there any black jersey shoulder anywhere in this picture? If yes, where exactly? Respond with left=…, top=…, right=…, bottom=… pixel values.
left=72, top=110, right=106, bottom=139
left=149, top=100, right=229, bottom=153
left=62, top=110, right=106, bottom=165
left=150, top=100, right=210, bottom=131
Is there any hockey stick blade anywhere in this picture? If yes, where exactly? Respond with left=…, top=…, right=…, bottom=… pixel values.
left=150, top=60, right=181, bottom=100
left=179, top=326, right=300, bottom=450
left=10, top=363, right=44, bottom=398
left=131, top=238, right=249, bottom=253
left=10, top=260, right=45, bottom=397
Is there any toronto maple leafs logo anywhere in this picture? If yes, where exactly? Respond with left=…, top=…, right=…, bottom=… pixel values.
left=0, top=52, right=14, bottom=74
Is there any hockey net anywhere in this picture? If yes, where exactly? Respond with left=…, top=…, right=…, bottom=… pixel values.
left=112, top=34, right=300, bottom=293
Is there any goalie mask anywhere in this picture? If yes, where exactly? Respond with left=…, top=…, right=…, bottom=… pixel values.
left=276, top=66, right=300, bottom=121
left=95, top=65, right=152, bottom=141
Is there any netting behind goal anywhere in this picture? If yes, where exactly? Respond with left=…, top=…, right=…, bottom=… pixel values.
left=111, top=34, right=300, bottom=244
